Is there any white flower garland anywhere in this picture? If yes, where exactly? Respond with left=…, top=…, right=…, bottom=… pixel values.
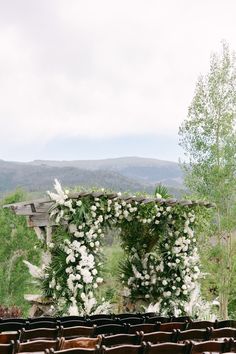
left=42, top=180, right=202, bottom=315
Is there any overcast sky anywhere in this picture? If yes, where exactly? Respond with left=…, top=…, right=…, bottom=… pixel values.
left=0, top=0, right=236, bottom=162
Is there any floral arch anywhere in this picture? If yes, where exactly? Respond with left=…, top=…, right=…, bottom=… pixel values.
left=5, top=180, right=212, bottom=317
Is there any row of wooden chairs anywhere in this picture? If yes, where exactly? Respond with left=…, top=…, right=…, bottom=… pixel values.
left=45, top=339, right=236, bottom=354
left=2, top=328, right=236, bottom=354
left=1, top=318, right=235, bottom=333
left=3, top=327, right=236, bottom=351
left=0, top=313, right=190, bottom=323
left=1, top=319, right=236, bottom=336
left=2, top=323, right=236, bottom=345
left=2, top=338, right=236, bottom=354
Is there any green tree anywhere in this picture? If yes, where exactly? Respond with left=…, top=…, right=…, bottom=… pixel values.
left=179, top=41, right=236, bottom=318
left=0, top=190, right=40, bottom=315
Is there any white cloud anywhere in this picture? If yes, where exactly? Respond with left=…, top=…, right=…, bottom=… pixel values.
left=0, top=0, right=236, bottom=159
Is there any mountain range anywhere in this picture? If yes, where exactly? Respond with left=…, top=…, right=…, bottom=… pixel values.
left=0, top=157, right=185, bottom=199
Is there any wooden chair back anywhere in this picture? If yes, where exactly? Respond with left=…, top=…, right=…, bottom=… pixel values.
left=60, top=320, right=89, bottom=328
left=100, top=333, right=141, bottom=346
left=176, top=328, right=211, bottom=342
left=58, top=316, right=85, bottom=322
left=140, top=330, right=176, bottom=344
left=60, top=336, right=101, bottom=350
left=0, top=321, right=24, bottom=332
left=26, top=321, right=58, bottom=330
left=19, top=326, right=60, bottom=341
left=190, top=339, right=229, bottom=354
left=146, top=316, right=170, bottom=324
left=0, top=331, right=19, bottom=344
left=89, top=319, right=119, bottom=326
left=60, top=325, right=95, bottom=339
left=88, top=314, right=113, bottom=320
left=209, top=327, right=236, bottom=339
left=145, top=341, right=191, bottom=354
left=0, top=318, right=26, bottom=324
left=94, top=324, right=128, bottom=336
left=28, top=317, right=57, bottom=323
left=216, top=320, right=236, bottom=329
left=48, top=346, right=100, bottom=354
left=159, top=322, right=187, bottom=332
left=172, top=316, right=191, bottom=323
left=119, top=317, right=144, bottom=325
left=16, top=338, right=60, bottom=352
left=101, top=343, right=145, bottom=354
left=128, top=323, right=160, bottom=334
left=0, top=341, right=14, bottom=354
left=187, top=321, right=216, bottom=330
left=115, top=313, right=142, bottom=319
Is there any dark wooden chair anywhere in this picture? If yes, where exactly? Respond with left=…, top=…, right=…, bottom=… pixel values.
left=228, top=338, right=236, bottom=352
left=0, top=341, right=15, bottom=354
left=128, top=323, right=160, bottom=334
left=209, top=327, right=236, bottom=340
left=28, top=317, right=57, bottom=323
left=187, top=321, right=216, bottom=330
left=176, top=328, right=211, bottom=342
left=26, top=321, right=58, bottom=330
left=145, top=341, right=191, bottom=354
left=16, top=338, right=60, bottom=352
left=89, top=319, right=120, bottom=326
left=159, top=322, right=187, bottom=331
left=60, top=336, right=102, bottom=350
left=0, top=322, right=24, bottom=332
left=60, top=325, right=95, bottom=339
left=60, top=320, right=89, bottom=328
left=47, top=347, right=100, bottom=354
left=19, top=326, right=60, bottom=342
left=143, top=312, right=156, bottom=318
left=190, top=339, right=229, bottom=354
left=216, top=320, right=236, bottom=329
left=101, top=343, right=145, bottom=354
left=140, top=330, right=177, bottom=344
left=88, top=315, right=113, bottom=320
left=58, top=316, right=86, bottom=322
left=146, top=316, right=170, bottom=324
left=0, top=318, right=26, bottom=324
left=172, top=316, right=191, bottom=323
left=119, top=317, right=144, bottom=325
left=100, top=333, right=141, bottom=346
left=94, top=324, right=128, bottom=336
left=0, top=331, right=20, bottom=344
left=115, top=313, right=142, bottom=319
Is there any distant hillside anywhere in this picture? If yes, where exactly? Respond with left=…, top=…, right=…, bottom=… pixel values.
left=0, top=157, right=185, bottom=198
left=31, top=157, right=183, bottom=187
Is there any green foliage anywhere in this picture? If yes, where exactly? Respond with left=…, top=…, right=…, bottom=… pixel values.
left=0, top=190, right=41, bottom=315
left=179, top=41, right=236, bottom=318
left=155, top=184, right=173, bottom=199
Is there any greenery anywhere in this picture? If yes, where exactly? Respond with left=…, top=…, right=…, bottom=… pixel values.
left=0, top=190, right=41, bottom=316
left=37, top=180, right=206, bottom=316
left=179, top=41, right=236, bottom=318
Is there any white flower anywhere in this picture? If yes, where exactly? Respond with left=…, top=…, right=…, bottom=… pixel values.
left=162, top=280, right=168, bottom=286
left=164, top=291, right=171, bottom=297
left=91, top=205, right=97, bottom=211
left=69, top=224, right=77, bottom=233
left=96, top=277, right=103, bottom=283
left=76, top=200, right=82, bottom=206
